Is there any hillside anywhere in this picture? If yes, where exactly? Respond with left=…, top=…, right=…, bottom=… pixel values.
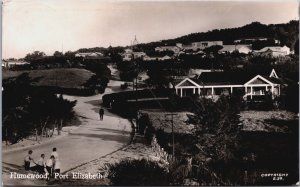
left=136, top=20, right=299, bottom=51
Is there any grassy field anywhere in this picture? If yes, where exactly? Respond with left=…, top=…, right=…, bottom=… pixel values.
left=3, top=68, right=94, bottom=88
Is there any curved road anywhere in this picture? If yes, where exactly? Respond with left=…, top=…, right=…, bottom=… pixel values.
left=2, top=80, right=132, bottom=185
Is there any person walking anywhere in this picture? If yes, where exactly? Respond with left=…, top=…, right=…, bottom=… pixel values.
left=24, top=150, right=33, bottom=171
left=99, top=108, right=104, bottom=121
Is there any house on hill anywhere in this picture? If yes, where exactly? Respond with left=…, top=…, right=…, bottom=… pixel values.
left=143, top=55, right=172, bottom=61
left=75, top=52, right=105, bottom=59
left=189, top=41, right=223, bottom=51
left=122, top=49, right=146, bottom=61
left=234, top=37, right=280, bottom=44
left=175, top=69, right=283, bottom=100
left=155, top=45, right=181, bottom=54
left=155, top=41, right=223, bottom=54
left=253, top=46, right=290, bottom=57
left=2, top=60, right=29, bottom=69
left=219, top=44, right=252, bottom=54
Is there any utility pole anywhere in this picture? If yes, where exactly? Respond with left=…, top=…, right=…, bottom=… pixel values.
left=165, top=113, right=177, bottom=161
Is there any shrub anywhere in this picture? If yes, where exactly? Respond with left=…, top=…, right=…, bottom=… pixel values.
left=120, top=82, right=128, bottom=89
left=107, top=159, right=171, bottom=186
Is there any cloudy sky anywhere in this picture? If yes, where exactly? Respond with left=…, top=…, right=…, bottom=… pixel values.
left=2, top=0, right=299, bottom=58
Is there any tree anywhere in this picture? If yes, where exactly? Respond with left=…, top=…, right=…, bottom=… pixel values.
left=64, top=51, right=76, bottom=58
left=203, top=45, right=223, bottom=55
left=3, top=73, right=76, bottom=144
left=53, top=51, right=63, bottom=57
left=187, top=96, right=242, bottom=184
left=24, top=51, right=46, bottom=62
left=108, top=159, right=171, bottom=186
left=294, top=39, right=299, bottom=55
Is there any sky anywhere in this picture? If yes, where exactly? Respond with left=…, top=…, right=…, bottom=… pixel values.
left=2, top=0, right=299, bottom=59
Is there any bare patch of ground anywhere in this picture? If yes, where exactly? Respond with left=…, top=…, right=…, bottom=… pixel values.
left=140, top=110, right=195, bottom=134
left=240, top=110, right=298, bottom=132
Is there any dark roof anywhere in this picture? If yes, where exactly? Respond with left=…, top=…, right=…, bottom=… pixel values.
left=263, top=76, right=286, bottom=85
left=193, top=72, right=250, bottom=85
left=192, top=69, right=282, bottom=86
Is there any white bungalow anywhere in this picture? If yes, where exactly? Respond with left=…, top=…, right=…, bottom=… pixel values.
left=219, top=44, right=252, bottom=54
left=75, top=52, right=105, bottom=60
left=175, top=69, right=282, bottom=100
left=122, top=49, right=146, bottom=61
left=2, top=60, right=29, bottom=68
left=254, top=46, right=290, bottom=57
left=155, top=46, right=181, bottom=53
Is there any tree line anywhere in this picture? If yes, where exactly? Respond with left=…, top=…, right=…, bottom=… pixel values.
left=3, top=73, right=77, bottom=144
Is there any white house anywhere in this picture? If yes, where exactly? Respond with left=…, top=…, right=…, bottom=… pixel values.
left=155, top=41, right=223, bottom=54
left=75, top=52, right=104, bottom=59
left=2, top=60, right=29, bottom=68
left=219, top=44, right=252, bottom=54
left=143, top=55, right=172, bottom=61
left=190, top=41, right=223, bottom=51
left=122, top=49, right=146, bottom=61
left=155, top=46, right=181, bottom=53
left=254, top=46, right=290, bottom=57
left=175, top=69, right=282, bottom=100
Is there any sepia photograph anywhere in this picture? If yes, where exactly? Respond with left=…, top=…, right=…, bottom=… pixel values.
left=2, top=0, right=299, bottom=186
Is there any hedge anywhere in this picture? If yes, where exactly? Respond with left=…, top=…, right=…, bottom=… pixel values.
left=32, top=85, right=96, bottom=96
left=102, top=88, right=174, bottom=107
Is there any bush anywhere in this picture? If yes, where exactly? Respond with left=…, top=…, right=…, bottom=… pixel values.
left=102, top=88, right=174, bottom=107
left=120, top=83, right=128, bottom=89
left=108, top=159, right=171, bottom=186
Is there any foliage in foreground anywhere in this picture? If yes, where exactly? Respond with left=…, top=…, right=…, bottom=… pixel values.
left=3, top=73, right=76, bottom=144
left=107, top=159, right=171, bottom=186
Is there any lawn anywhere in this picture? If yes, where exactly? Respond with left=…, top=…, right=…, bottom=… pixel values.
left=3, top=68, right=94, bottom=88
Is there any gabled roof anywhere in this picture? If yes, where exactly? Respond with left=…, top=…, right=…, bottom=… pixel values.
left=194, top=71, right=250, bottom=85
left=245, top=75, right=275, bottom=85
left=256, top=46, right=290, bottom=53
left=175, top=78, right=200, bottom=88
left=220, top=45, right=252, bottom=52
left=176, top=69, right=282, bottom=87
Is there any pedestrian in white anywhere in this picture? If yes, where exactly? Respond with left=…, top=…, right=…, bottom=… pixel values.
left=54, top=158, right=61, bottom=177
left=50, top=147, right=59, bottom=159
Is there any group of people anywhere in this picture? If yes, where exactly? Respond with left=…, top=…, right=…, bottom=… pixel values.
left=24, top=148, right=60, bottom=179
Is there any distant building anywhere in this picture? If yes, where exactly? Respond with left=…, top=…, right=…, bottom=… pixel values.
left=155, top=41, right=223, bottom=54
left=234, top=38, right=280, bottom=44
left=75, top=52, right=104, bottom=59
left=122, top=49, right=146, bottom=61
left=143, top=55, right=172, bottom=61
left=155, top=46, right=181, bottom=53
left=190, top=41, right=223, bottom=51
left=253, top=46, right=290, bottom=57
left=219, top=44, right=252, bottom=54
left=2, top=60, right=29, bottom=69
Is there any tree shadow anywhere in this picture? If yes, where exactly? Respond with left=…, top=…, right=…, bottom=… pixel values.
left=85, top=99, right=101, bottom=106
left=69, top=133, right=129, bottom=143
left=2, top=162, right=24, bottom=174
left=93, top=127, right=130, bottom=135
